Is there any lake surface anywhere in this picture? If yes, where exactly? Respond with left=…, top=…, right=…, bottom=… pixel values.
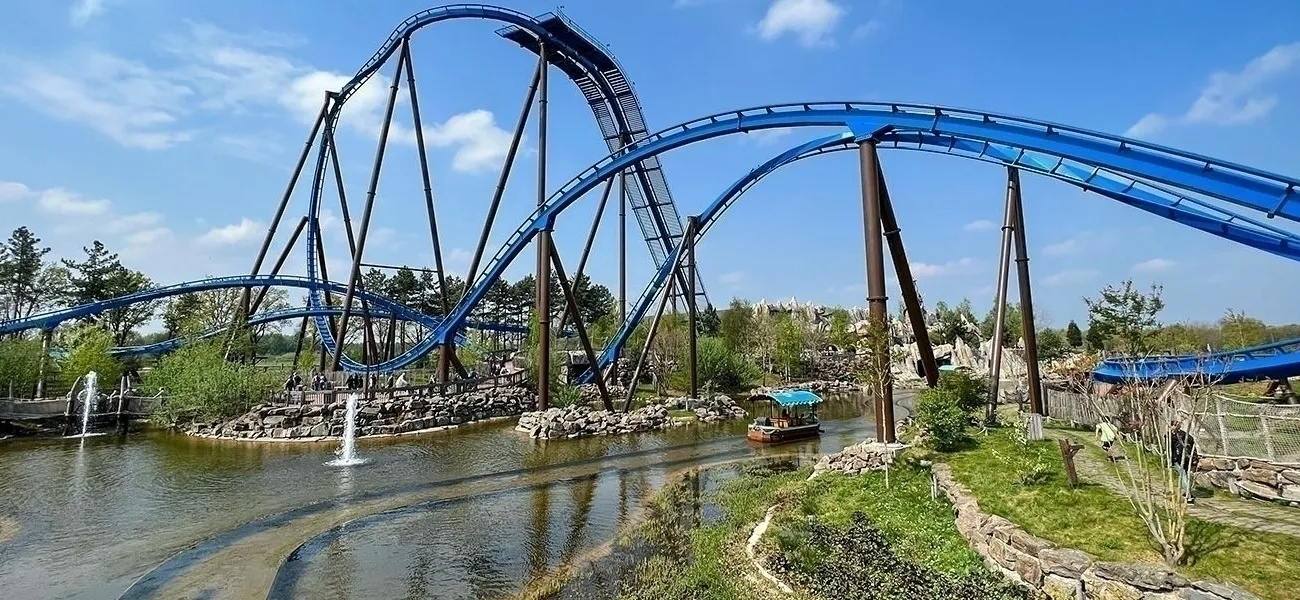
left=0, top=392, right=902, bottom=599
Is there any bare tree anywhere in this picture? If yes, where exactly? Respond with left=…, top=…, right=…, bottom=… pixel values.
left=855, top=313, right=892, bottom=411
left=1091, top=362, right=1215, bottom=566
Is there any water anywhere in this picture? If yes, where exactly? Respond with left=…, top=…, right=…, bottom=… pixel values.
left=0, top=391, right=905, bottom=599
left=65, top=372, right=101, bottom=440
left=326, top=393, right=367, bottom=467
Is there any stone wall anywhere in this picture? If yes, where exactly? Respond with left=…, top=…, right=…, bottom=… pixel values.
left=186, top=385, right=534, bottom=441
left=515, top=394, right=748, bottom=439
left=1195, top=456, right=1300, bottom=504
left=932, top=463, right=1259, bottom=600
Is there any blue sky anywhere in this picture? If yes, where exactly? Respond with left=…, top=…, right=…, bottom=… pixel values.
left=2, top=0, right=1299, bottom=329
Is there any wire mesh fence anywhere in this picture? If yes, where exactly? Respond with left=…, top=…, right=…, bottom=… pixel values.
left=1047, top=388, right=1300, bottom=463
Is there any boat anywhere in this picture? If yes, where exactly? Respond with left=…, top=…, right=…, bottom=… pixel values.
left=746, top=389, right=823, bottom=443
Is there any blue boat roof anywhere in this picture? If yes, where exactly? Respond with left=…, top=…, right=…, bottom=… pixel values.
left=763, top=390, right=823, bottom=407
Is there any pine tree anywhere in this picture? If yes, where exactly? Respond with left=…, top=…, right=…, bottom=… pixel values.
left=1066, top=320, right=1083, bottom=348
left=1, top=226, right=52, bottom=320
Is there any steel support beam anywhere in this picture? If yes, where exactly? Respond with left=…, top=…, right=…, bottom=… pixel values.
left=987, top=170, right=1018, bottom=423
left=250, top=216, right=308, bottom=315
left=623, top=220, right=696, bottom=411
left=559, top=175, right=616, bottom=331
left=859, top=141, right=894, bottom=444
left=618, top=169, right=627, bottom=381
left=876, top=165, right=938, bottom=388
left=535, top=41, right=552, bottom=411
left=550, top=244, right=614, bottom=411
left=464, top=60, right=543, bottom=291
left=686, top=216, right=699, bottom=399
left=244, top=94, right=329, bottom=315
left=1009, top=167, right=1045, bottom=416
left=330, top=43, right=405, bottom=371
left=292, top=316, right=308, bottom=369
left=326, top=126, right=357, bottom=257
left=401, top=40, right=457, bottom=382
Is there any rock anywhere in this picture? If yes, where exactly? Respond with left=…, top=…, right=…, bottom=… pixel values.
left=1240, top=468, right=1278, bottom=485
left=308, top=423, right=329, bottom=437
left=263, top=415, right=288, bottom=427
left=1008, top=528, right=1054, bottom=556
left=1093, top=562, right=1189, bottom=592
left=1082, top=568, right=1144, bottom=600
left=1038, top=547, right=1093, bottom=578
left=1280, top=469, right=1300, bottom=485
left=1189, top=581, right=1261, bottom=600
left=1235, top=480, right=1282, bottom=500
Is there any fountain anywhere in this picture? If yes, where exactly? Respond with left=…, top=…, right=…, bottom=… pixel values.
left=67, top=371, right=102, bottom=439
left=326, top=393, right=367, bottom=467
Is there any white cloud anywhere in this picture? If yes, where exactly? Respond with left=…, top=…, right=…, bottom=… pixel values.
left=70, top=0, right=108, bottom=26
left=0, top=181, right=32, bottom=202
left=742, top=127, right=794, bottom=145
left=1043, top=269, right=1097, bottom=287
left=1132, top=258, right=1175, bottom=272
left=1042, top=239, right=1078, bottom=256
left=1124, top=41, right=1300, bottom=138
left=963, top=219, right=994, bottom=232
left=423, top=110, right=513, bottom=173
left=757, top=0, right=845, bottom=47
left=37, top=188, right=111, bottom=216
left=720, top=271, right=745, bottom=285
left=125, top=227, right=173, bottom=246
left=850, top=21, right=881, bottom=41
left=199, top=218, right=263, bottom=246
left=911, top=257, right=978, bottom=278
left=105, top=211, right=163, bottom=233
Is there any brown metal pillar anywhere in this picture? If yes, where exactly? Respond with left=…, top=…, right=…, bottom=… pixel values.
left=250, top=216, right=308, bottom=315
left=559, top=175, right=616, bottom=331
left=550, top=244, right=614, bottom=411
left=876, top=164, right=938, bottom=388
left=859, top=141, right=894, bottom=443
left=534, top=41, right=551, bottom=411
left=987, top=171, right=1018, bottom=424
left=686, top=216, right=699, bottom=399
left=618, top=169, right=627, bottom=380
left=1009, top=167, right=1045, bottom=416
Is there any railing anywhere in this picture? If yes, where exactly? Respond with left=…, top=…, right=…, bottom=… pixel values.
left=1045, top=388, right=1300, bottom=463
left=275, top=369, right=529, bottom=406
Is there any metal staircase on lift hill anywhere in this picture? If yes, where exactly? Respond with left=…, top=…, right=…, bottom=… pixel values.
left=497, top=11, right=710, bottom=309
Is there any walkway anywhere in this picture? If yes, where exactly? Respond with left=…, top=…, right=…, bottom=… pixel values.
left=1051, top=428, right=1300, bottom=538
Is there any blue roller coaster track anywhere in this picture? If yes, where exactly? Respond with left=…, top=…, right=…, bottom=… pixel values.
left=1094, top=338, right=1300, bottom=384
left=407, top=102, right=1300, bottom=380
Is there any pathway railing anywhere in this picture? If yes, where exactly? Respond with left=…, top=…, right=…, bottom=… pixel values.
left=275, top=368, right=529, bottom=406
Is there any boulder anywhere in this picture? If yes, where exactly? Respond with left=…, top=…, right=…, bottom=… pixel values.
left=1038, top=547, right=1093, bottom=578
left=1092, top=562, right=1189, bottom=592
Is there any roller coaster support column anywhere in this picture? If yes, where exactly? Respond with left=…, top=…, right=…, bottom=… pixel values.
left=244, top=94, right=329, bottom=316
left=250, top=216, right=308, bottom=315
left=618, top=170, right=627, bottom=381
left=402, top=40, right=456, bottom=382
left=622, top=231, right=691, bottom=412
left=535, top=41, right=552, bottom=411
left=877, top=164, right=938, bottom=388
left=687, top=216, right=699, bottom=400
left=464, top=60, right=542, bottom=292
left=550, top=245, right=614, bottom=411
left=860, top=141, right=895, bottom=444
left=292, top=316, right=308, bottom=370
left=1009, top=167, right=1045, bottom=416
left=987, top=169, right=1018, bottom=424
left=331, top=41, right=406, bottom=371
left=559, top=175, right=616, bottom=331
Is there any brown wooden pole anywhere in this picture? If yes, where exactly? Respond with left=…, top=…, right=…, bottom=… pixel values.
left=859, top=141, right=894, bottom=443
left=876, top=165, right=938, bottom=388
left=1009, top=167, right=1045, bottom=416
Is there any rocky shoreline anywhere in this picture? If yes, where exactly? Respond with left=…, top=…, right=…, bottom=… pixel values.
left=515, top=393, right=749, bottom=439
left=183, top=385, right=535, bottom=441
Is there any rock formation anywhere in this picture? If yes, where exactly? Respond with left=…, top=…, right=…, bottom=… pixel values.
left=515, top=393, right=748, bottom=439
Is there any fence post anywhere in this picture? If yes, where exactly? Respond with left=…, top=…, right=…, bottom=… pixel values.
left=1214, top=396, right=1232, bottom=456
left=1260, top=415, right=1276, bottom=461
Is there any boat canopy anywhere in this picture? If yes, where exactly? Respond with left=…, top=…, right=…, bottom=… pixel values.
left=757, top=389, right=823, bottom=407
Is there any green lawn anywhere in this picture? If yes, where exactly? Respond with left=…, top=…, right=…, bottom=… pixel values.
left=940, top=428, right=1300, bottom=599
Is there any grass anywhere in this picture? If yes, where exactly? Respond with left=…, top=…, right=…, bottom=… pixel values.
left=940, top=427, right=1300, bottom=599
left=771, top=465, right=985, bottom=576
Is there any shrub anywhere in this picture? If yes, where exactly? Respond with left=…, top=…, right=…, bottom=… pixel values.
left=938, top=370, right=987, bottom=416
left=144, top=340, right=281, bottom=424
left=669, top=336, right=760, bottom=392
left=915, top=388, right=970, bottom=451
left=60, top=325, right=122, bottom=390
left=0, top=336, right=49, bottom=397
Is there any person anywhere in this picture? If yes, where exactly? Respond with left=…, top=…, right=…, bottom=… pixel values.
left=395, top=373, right=409, bottom=388
left=1170, top=420, right=1198, bottom=504
left=1096, top=419, right=1120, bottom=462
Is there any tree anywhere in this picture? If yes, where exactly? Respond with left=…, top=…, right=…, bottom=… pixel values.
left=573, top=275, right=614, bottom=325
left=772, top=313, right=804, bottom=379
left=931, top=298, right=979, bottom=345
left=0, top=337, right=48, bottom=397
left=1065, top=320, right=1083, bottom=348
left=59, top=325, right=123, bottom=389
left=718, top=298, right=755, bottom=354
left=1085, top=321, right=1106, bottom=351
left=1218, top=309, right=1267, bottom=350
left=828, top=308, right=854, bottom=349
left=0, top=226, right=52, bottom=320
left=100, top=268, right=156, bottom=345
left=1083, top=280, right=1164, bottom=355
left=145, top=339, right=283, bottom=424
left=1036, top=328, right=1067, bottom=362
left=855, top=313, right=893, bottom=408
left=697, top=304, right=720, bottom=337
left=980, top=302, right=1023, bottom=347
left=163, top=295, right=204, bottom=336
left=61, top=241, right=121, bottom=306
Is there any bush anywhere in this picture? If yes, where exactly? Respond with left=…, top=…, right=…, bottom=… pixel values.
left=937, top=370, right=987, bottom=416
left=669, top=336, right=760, bottom=392
left=144, top=340, right=281, bottom=424
left=915, top=388, right=970, bottom=451
left=769, top=513, right=1030, bottom=600
left=0, top=336, right=49, bottom=397
left=60, top=325, right=122, bottom=391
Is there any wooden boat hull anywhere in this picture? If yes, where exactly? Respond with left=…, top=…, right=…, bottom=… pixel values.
left=746, top=423, right=821, bottom=443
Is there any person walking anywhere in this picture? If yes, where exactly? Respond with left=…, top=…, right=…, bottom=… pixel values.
left=1170, top=420, right=1198, bottom=504
left=1096, top=419, right=1120, bottom=462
